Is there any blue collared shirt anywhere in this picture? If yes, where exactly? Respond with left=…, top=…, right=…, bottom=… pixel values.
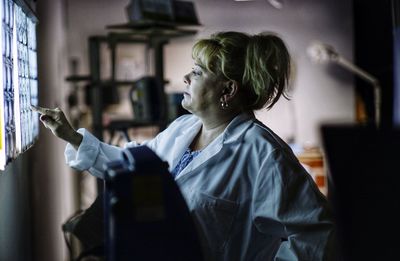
left=171, top=148, right=202, bottom=178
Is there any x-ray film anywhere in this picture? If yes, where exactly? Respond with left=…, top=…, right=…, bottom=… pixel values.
left=0, top=0, right=38, bottom=170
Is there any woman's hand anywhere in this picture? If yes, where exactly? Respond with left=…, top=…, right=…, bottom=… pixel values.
left=31, top=105, right=83, bottom=149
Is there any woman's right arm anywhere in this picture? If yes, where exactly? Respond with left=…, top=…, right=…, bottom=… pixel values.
left=65, top=128, right=125, bottom=179
left=31, top=105, right=187, bottom=178
left=31, top=105, right=127, bottom=179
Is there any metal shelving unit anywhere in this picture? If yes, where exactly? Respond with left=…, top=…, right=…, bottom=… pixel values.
left=67, top=23, right=197, bottom=141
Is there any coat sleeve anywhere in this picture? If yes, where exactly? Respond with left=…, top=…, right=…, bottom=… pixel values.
left=64, top=128, right=161, bottom=179
left=64, top=128, right=126, bottom=178
left=251, top=149, right=337, bottom=261
left=63, top=115, right=191, bottom=179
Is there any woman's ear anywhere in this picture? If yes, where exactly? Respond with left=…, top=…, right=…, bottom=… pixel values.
left=221, top=80, right=239, bottom=102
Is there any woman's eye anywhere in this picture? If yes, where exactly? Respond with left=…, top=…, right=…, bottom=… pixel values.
left=192, top=68, right=202, bottom=76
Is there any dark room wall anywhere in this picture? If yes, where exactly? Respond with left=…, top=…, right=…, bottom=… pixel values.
left=31, top=0, right=77, bottom=260
left=353, top=0, right=395, bottom=128
left=0, top=154, right=34, bottom=261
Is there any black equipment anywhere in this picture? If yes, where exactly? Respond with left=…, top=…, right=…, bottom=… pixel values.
left=321, top=125, right=400, bottom=260
left=130, top=76, right=164, bottom=122
left=104, top=145, right=203, bottom=261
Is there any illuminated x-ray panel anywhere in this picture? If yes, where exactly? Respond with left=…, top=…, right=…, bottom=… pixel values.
left=0, top=0, right=38, bottom=170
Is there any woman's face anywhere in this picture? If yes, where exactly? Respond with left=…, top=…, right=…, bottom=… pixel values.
left=181, top=63, right=224, bottom=115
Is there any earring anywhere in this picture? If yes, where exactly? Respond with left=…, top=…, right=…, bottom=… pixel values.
left=221, top=101, right=229, bottom=109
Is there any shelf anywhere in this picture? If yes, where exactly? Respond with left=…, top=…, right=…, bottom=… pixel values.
left=64, top=78, right=169, bottom=87
left=106, top=21, right=199, bottom=39
left=65, top=75, right=91, bottom=82
left=105, top=119, right=162, bottom=130
left=107, top=20, right=201, bottom=29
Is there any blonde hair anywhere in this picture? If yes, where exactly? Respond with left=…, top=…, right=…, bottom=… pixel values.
left=192, top=31, right=291, bottom=110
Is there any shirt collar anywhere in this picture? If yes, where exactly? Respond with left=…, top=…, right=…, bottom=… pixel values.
left=177, top=111, right=255, bottom=149
left=174, top=112, right=255, bottom=180
left=222, top=112, right=255, bottom=144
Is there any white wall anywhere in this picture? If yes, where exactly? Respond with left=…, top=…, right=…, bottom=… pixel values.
left=32, top=0, right=76, bottom=260
left=67, top=0, right=355, bottom=147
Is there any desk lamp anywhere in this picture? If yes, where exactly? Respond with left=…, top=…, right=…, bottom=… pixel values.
left=307, top=42, right=381, bottom=127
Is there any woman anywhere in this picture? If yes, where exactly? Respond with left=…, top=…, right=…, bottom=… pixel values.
left=33, top=31, right=336, bottom=260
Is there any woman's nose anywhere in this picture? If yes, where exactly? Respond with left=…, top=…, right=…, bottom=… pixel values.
left=183, top=74, right=190, bottom=85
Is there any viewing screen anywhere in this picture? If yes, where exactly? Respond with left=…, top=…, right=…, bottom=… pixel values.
left=0, top=0, right=38, bottom=170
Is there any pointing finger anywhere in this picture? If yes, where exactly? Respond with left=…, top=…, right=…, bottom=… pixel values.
left=31, top=105, right=58, bottom=117
left=30, top=104, right=46, bottom=114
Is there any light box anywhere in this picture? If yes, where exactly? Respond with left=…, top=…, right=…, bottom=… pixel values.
left=0, top=0, right=38, bottom=171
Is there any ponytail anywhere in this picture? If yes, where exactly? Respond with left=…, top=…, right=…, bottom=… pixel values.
left=244, top=33, right=291, bottom=110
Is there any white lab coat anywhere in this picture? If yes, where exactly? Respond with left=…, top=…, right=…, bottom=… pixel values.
left=65, top=112, right=336, bottom=261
